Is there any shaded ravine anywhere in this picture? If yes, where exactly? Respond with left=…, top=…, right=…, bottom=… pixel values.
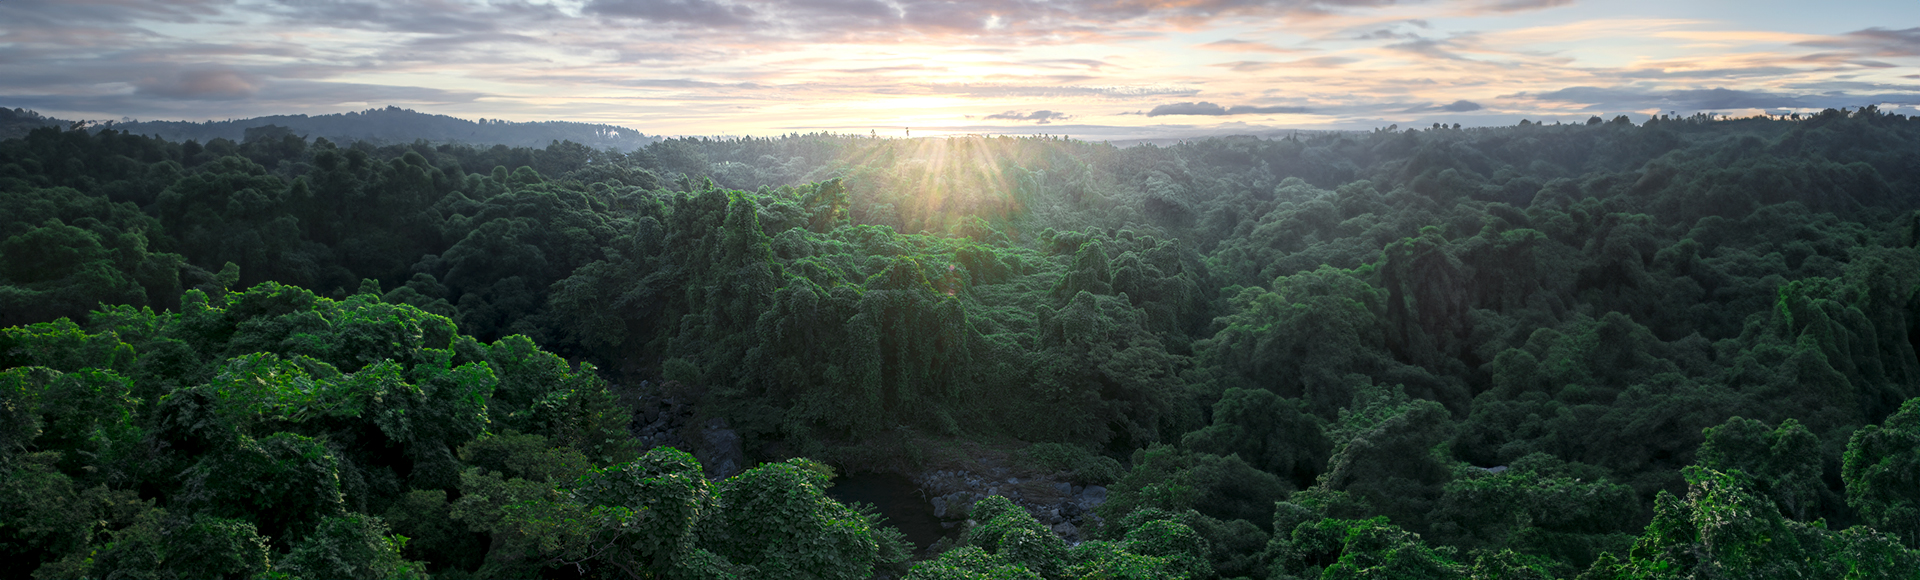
left=827, top=472, right=949, bottom=554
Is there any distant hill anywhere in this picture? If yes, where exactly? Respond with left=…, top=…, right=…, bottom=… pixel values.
left=0, top=107, right=67, bottom=140
left=24, top=106, right=659, bottom=151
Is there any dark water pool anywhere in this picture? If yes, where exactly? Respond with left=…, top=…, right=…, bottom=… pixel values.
left=826, top=472, right=947, bottom=552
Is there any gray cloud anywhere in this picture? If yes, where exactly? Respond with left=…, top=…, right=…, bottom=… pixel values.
left=0, top=0, right=229, bottom=26
left=1507, top=85, right=1920, bottom=112
left=134, top=67, right=260, bottom=100
left=586, top=0, right=756, bottom=25
left=1613, top=51, right=1896, bottom=80
left=1356, top=29, right=1417, bottom=40
left=1483, top=0, right=1574, bottom=12
left=1147, top=102, right=1229, bottom=116
left=403, top=33, right=548, bottom=50
left=1398, top=100, right=1482, bottom=113
left=262, top=0, right=568, bottom=35
left=1145, top=101, right=1312, bottom=116
left=1782, top=80, right=1920, bottom=92
left=1386, top=38, right=1467, bottom=60
left=984, top=110, right=1072, bottom=124
left=1290, top=54, right=1367, bottom=66
left=1800, top=27, right=1920, bottom=57
left=1221, top=55, right=1359, bottom=71
left=253, top=80, right=485, bottom=106
left=1231, top=104, right=1314, bottom=115
left=4, top=79, right=481, bottom=121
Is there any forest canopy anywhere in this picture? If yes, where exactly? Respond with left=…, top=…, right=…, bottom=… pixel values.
left=3, top=106, right=1920, bottom=579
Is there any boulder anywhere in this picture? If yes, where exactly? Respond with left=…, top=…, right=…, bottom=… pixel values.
left=1079, top=485, right=1107, bottom=507
left=695, top=417, right=744, bottom=478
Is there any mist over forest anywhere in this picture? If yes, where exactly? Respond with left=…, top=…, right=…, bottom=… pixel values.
left=4, top=105, right=1920, bottom=580
left=0, top=107, right=658, bottom=151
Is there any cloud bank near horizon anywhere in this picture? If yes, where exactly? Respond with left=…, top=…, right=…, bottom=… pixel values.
left=1, top=0, right=1916, bottom=139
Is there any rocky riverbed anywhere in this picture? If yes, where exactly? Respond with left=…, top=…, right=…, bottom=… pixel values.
left=913, top=468, right=1107, bottom=544
left=624, top=380, right=1110, bottom=545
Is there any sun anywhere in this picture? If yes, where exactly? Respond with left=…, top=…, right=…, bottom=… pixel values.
left=833, top=135, right=1047, bottom=235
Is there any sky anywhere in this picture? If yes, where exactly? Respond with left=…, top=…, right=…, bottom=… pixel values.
left=2, top=0, right=1918, bottom=140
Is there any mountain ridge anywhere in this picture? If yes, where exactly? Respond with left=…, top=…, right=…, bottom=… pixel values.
left=0, top=105, right=659, bottom=151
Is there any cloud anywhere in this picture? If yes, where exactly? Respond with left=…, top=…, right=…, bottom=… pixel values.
left=5, top=79, right=483, bottom=122
left=134, top=67, right=260, bottom=100
left=1385, top=38, right=1467, bottom=60
left=1, top=0, right=1907, bottom=138
left=1799, top=27, right=1920, bottom=57
left=681, top=0, right=1418, bottom=41
left=259, top=0, right=571, bottom=35
left=1220, top=56, right=1356, bottom=72
left=1482, top=0, right=1575, bottom=12
left=1356, top=29, right=1417, bottom=41
left=586, top=0, right=757, bottom=26
left=1026, top=58, right=1110, bottom=70
left=1147, top=102, right=1229, bottom=116
left=1146, top=101, right=1312, bottom=116
left=922, top=84, right=1200, bottom=98
left=1221, top=61, right=1282, bottom=72
left=1400, top=99, right=1483, bottom=113
left=1616, top=66, right=1812, bottom=80
left=1507, top=85, right=1920, bottom=112
left=1196, top=39, right=1309, bottom=53
left=984, top=110, right=1072, bottom=124
left=0, top=0, right=228, bottom=26
left=833, top=64, right=945, bottom=74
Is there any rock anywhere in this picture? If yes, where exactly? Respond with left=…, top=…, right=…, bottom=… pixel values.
left=695, top=417, right=744, bottom=478
left=932, top=497, right=949, bottom=519
left=1051, top=522, right=1078, bottom=537
left=1079, top=486, right=1107, bottom=507
left=1060, top=502, right=1081, bottom=518
left=940, top=492, right=974, bottom=519
left=1055, top=482, right=1073, bottom=495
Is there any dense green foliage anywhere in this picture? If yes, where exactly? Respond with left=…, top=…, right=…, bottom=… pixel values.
left=6, top=106, right=1920, bottom=578
left=0, top=284, right=910, bottom=578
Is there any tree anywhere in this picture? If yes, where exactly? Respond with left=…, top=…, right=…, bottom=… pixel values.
left=1844, top=398, right=1920, bottom=548
left=697, top=459, right=881, bottom=580
left=277, top=514, right=427, bottom=580
left=1587, top=466, right=1920, bottom=579
left=1697, top=416, right=1827, bottom=521
left=1181, top=387, right=1332, bottom=489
